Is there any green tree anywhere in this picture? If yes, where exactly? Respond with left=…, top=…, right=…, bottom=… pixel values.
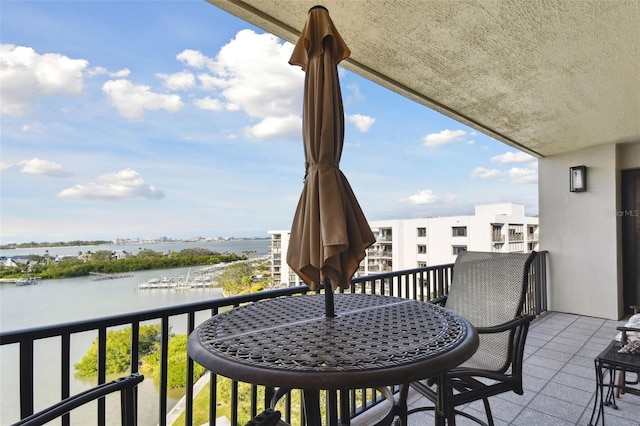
left=141, top=334, right=206, bottom=389
left=92, top=250, right=114, bottom=261
left=136, top=248, right=163, bottom=258
left=27, top=254, right=44, bottom=263
left=0, top=248, right=245, bottom=280
left=216, top=262, right=256, bottom=295
left=74, top=324, right=163, bottom=377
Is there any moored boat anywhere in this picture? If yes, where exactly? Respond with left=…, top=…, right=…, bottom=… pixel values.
left=16, top=277, right=42, bottom=286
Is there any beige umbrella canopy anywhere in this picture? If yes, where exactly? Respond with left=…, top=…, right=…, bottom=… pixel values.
left=287, top=6, right=376, bottom=314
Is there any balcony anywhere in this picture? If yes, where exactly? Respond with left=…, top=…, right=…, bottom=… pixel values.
left=355, top=310, right=640, bottom=426
left=508, top=233, right=525, bottom=242
left=367, top=250, right=393, bottom=259
left=2, top=252, right=639, bottom=426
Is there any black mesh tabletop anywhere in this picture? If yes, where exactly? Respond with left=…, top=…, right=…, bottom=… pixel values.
left=188, top=293, right=478, bottom=390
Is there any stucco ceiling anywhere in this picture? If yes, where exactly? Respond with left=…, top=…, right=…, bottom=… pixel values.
left=206, top=0, right=639, bottom=158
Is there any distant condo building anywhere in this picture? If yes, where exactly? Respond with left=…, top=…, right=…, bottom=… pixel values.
left=269, top=203, right=539, bottom=288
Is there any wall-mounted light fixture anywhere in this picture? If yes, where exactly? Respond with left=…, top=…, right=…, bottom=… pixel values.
left=570, top=165, right=587, bottom=192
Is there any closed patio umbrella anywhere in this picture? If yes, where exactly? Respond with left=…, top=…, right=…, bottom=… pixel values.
left=287, top=5, right=376, bottom=317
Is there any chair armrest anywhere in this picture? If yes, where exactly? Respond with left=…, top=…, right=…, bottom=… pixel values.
left=475, top=314, right=534, bottom=335
left=14, top=373, right=144, bottom=426
left=429, top=295, right=448, bottom=306
left=616, top=325, right=640, bottom=343
left=617, top=326, right=640, bottom=332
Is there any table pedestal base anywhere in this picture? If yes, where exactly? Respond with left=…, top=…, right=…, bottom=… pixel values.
left=268, top=387, right=399, bottom=426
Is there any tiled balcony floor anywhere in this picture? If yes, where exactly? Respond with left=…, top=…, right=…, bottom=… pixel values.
left=371, top=312, right=640, bottom=426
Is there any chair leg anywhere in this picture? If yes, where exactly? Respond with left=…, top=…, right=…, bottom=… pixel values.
left=616, top=371, right=625, bottom=397
left=481, top=398, right=494, bottom=426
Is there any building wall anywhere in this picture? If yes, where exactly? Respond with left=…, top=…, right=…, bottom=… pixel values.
left=367, top=204, right=538, bottom=271
left=268, top=230, right=303, bottom=287
left=271, top=203, right=538, bottom=287
left=539, top=143, right=637, bottom=320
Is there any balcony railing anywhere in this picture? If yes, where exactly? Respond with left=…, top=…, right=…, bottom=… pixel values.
left=0, top=252, right=547, bottom=426
left=508, top=232, right=524, bottom=242
left=366, top=250, right=393, bottom=258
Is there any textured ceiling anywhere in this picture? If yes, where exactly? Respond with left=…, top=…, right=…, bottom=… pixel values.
left=206, top=0, right=640, bottom=157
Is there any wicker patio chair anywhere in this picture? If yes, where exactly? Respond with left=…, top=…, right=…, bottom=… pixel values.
left=12, top=373, right=143, bottom=426
left=399, top=251, right=537, bottom=426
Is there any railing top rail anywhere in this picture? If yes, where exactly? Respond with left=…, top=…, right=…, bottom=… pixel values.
left=0, top=285, right=309, bottom=344
left=351, top=263, right=454, bottom=283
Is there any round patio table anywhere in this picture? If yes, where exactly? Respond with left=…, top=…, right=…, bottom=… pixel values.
left=188, top=293, right=478, bottom=425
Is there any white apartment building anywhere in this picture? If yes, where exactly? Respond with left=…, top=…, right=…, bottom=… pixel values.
left=269, top=203, right=538, bottom=287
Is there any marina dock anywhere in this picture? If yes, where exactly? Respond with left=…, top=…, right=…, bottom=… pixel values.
left=89, top=272, right=134, bottom=281
left=137, top=260, right=253, bottom=290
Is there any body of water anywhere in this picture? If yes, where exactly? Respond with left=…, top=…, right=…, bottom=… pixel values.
left=0, top=238, right=270, bottom=259
left=0, top=239, right=269, bottom=425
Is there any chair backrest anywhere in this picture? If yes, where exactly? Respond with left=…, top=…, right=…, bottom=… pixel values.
left=445, top=251, right=537, bottom=372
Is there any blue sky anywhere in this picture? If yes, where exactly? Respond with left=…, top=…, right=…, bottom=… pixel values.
left=0, top=0, right=538, bottom=244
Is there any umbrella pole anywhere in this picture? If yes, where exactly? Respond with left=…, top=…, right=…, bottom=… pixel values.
left=324, top=278, right=336, bottom=317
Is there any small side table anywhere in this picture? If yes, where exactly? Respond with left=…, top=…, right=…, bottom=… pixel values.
left=589, top=340, right=640, bottom=425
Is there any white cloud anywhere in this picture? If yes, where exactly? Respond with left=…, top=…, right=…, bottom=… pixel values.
left=86, top=66, right=107, bottom=77
left=442, top=193, right=457, bottom=202
left=197, top=73, right=226, bottom=90
left=176, top=30, right=303, bottom=139
left=58, top=169, right=165, bottom=200
left=344, top=83, right=364, bottom=104
left=508, top=167, right=538, bottom=184
left=402, top=189, right=438, bottom=205
left=86, top=67, right=129, bottom=78
left=177, top=49, right=214, bottom=70
left=0, top=44, right=88, bottom=116
left=194, top=96, right=223, bottom=112
left=244, top=115, right=301, bottom=139
left=156, top=71, right=196, bottom=91
left=102, top=79, right=184, bottom=119
left=422, top=129, right=467, bottom=147
left=18, top=158, right=71, bottom=177
left=491, top=151, right=535, bottom=163
left=213, top=30, right=301, bottom=117
left=111, top=68, right=130, bottom=78
left=1, top=162, right=13, bottom=171
left=471, top=167, right=503, bottom=179
left=346, top=113, right=375, bottom=132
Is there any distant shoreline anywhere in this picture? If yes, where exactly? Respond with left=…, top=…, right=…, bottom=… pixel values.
left=0, top=237, right=269, bottom=250
left=0, top=240, right=112, bottom=250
